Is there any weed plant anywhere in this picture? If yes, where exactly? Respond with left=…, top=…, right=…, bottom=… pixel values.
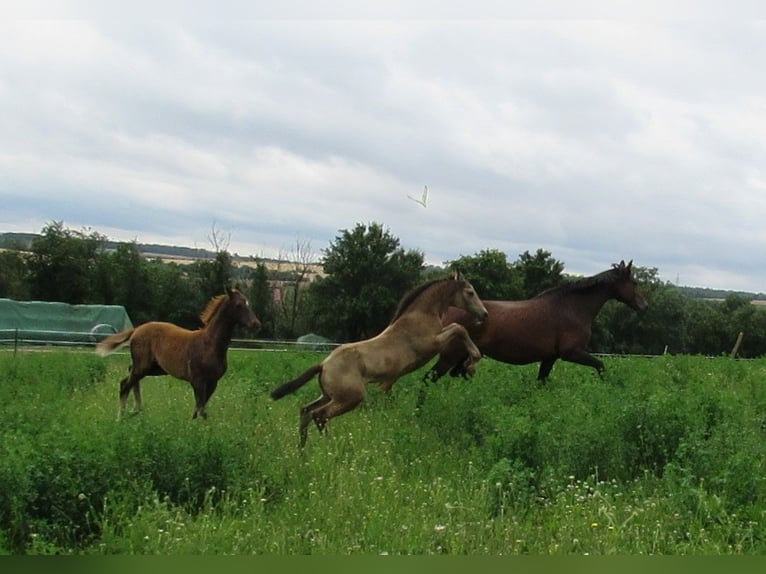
left=0, top=349, right=764, bottom=554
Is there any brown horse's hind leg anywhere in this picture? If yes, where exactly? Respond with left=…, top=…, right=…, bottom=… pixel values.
left=133, top=381, right=143, bottom=411
left=537, top=359, right=556, bottom=381
left=118, top=376, right=131, bottom=418
left=119, top=369, right=143, bottom=419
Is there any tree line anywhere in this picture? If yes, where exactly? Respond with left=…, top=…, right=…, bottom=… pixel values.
left=1, top=221, right=765, bottom=357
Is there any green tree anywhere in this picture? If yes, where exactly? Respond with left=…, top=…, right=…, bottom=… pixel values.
left=189, top=250, right=235, bottom=302
left=145, top=260, right=201, bottom=328
left=514, top=249, right=565, bottom=298
left=685, top=298, right=728, bottom=355
left=725, top=295, right=766, bottom=357
left=0, top=247, right=30, bottom=300
left=27, top=221, right=108, bottom=304
left=308, top=222, right=424, bottom=341
left=446, top=249, right=523, bottom=300
left=108, top=242, right=153, bottom=324
left=247, top=261, right=277, bottom=338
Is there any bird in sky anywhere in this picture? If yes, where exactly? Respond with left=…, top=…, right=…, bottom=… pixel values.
left=407, top=185, right=428, bottom=207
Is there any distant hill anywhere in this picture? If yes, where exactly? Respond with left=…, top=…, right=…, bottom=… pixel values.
left=677, top=285, right=766, bottom=302
left=0, top=232, right=265, bottom=264
left=3, top=231, right=765, bottom=300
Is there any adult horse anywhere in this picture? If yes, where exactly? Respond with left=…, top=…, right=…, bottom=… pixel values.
left=270, top=272, right=489, bottom=448
left=96, top=286, right=261, bottom=419
left=424, top=260, right=648, bottom=384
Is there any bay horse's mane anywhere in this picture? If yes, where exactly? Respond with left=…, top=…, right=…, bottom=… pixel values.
left=534, top=264, right=630, bottom=299
left=390, top=277, right=453, bottom=323
left=199, top=293, right=229, bottom=326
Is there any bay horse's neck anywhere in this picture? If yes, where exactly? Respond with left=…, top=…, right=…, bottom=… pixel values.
left=564, top=282, right=616, bottom=320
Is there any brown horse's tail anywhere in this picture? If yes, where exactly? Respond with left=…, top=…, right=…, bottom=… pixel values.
left=95, top=329, right=135, bottom=357
left=270, top=364, right=323, bottom=400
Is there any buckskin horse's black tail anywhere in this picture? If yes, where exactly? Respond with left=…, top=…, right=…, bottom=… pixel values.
left=270, top=364, right=323, bottom=400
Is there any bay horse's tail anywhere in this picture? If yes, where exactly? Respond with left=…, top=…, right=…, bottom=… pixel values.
left=271, top=364, right=323, bottom=400
left=95, top=329, right=135, bottom=357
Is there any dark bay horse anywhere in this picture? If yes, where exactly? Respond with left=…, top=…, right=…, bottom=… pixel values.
left=96, top=287, right=261, bottom=419
left=271, top=272, right=489, bottom=448
left=425, top=260, right=648, bottom=384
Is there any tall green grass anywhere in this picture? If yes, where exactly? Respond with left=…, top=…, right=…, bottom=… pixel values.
left=0, top=349, right=764, bottom=554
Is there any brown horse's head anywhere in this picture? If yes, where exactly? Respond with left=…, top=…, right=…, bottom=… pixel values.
left=224, top=286, right=262, bottom=332
left=451, top=270, right=489, bottom=322
left=612, top=260, right=648, bottom=312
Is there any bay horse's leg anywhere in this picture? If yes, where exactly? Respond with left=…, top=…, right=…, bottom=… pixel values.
left=560, top=349, right=605, bottom=376
left=537, top=359, right=556, bottom=381
left=422, top=354, right=454, bottom=384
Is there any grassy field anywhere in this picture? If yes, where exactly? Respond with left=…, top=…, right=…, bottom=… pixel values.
left=0, top=348, right=764, bottom=555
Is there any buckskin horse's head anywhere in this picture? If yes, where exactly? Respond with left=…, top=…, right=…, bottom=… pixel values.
left=451, top=270, right=489, bottom=323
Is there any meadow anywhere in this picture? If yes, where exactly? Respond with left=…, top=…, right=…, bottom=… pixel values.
left=0, top=348, right=764, bottom=555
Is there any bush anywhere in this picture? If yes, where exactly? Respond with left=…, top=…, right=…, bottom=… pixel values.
left=1, top=350, right=765, bottom=554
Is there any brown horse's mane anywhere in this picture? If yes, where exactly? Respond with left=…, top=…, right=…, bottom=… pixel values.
left=390, top=277, right=454, bottom=323
left=534, top=264, right=629, bottom=299
left=199, top=293, right=229, bottom=326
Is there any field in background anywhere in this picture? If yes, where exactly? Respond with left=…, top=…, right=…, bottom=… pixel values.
left=0, top=349, right=764, bottom=555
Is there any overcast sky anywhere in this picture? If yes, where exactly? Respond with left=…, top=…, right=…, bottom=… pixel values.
left=2, top=14, right=766, bottom=293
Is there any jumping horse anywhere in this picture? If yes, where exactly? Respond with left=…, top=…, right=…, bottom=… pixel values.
left=96, top=286, right=261, bottom=419
left=424, top=260, right=648, bottom=384
left=270, top=272, right=489, bottom=448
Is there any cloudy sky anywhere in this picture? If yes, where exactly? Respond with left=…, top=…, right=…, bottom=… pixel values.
left=2, top=12, right=766, bottom=293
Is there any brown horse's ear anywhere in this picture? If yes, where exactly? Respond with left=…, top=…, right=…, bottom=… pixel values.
left=225, top=285, right=233, bottom=296
left=452, top=269, right=465, bottom=281
left=626, top=260, right=633, bottom=272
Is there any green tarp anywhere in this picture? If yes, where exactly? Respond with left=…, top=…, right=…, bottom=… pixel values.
left=0, top=298, right=133, bottom=344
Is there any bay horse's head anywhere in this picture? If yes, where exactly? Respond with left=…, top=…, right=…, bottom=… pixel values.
left=222, top=286, right=262, bottom=332
left=612, top=260, right=648, bottom=312
left=450, top=270, right=489, bottom=322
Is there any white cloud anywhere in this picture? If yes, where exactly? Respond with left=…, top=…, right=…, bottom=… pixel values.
left=2, top=19, right=766, bottom=293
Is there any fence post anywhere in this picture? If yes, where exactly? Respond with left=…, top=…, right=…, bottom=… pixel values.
left=14, top=328, right=19, bottom=356
left=730, top=331, right=744, bottom=358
